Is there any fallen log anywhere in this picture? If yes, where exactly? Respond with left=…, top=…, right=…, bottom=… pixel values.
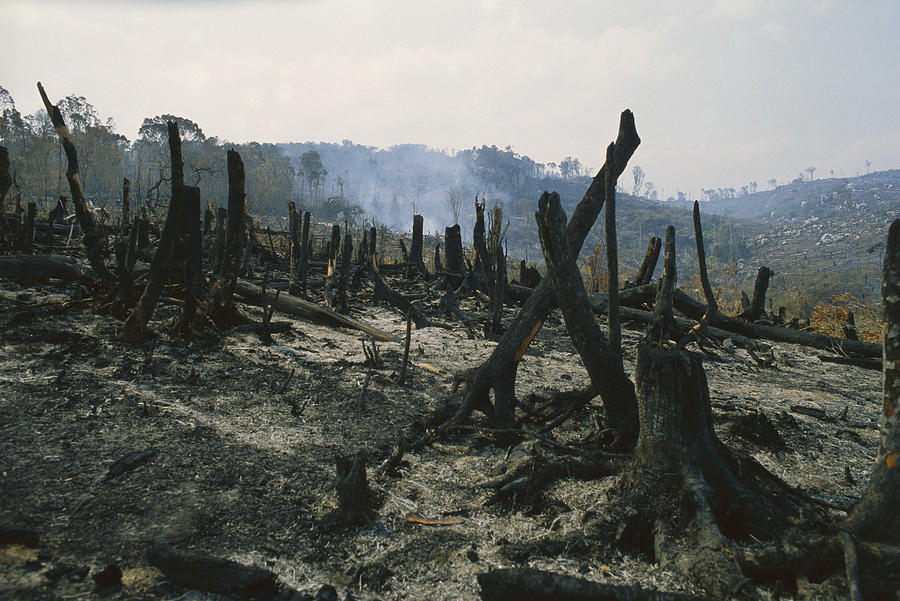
left=672, top=290, right=881, bottom=357
left=147, top=545, right=280, bottom=600
left=371, top=256, right=432, bottom=329
left=478, top=568, right=714, bottom=601
left=818, top=355, right=882, bottom=371
left=233, top=279, right=396, bottom=341
left=0, top=255, right=97, bottom=284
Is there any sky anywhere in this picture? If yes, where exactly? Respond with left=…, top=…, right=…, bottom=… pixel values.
left=3, top=0, right=899, bottom=197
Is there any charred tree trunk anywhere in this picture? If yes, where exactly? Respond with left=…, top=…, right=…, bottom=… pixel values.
left=203, top=150, right=247, bottom=326
left=287, top=201, right=299, bottom=267
left=179, top=186, right=202, bottom=334
left=434, top=244, right=444, bottom=274
left=692, top=201, right=717, bottom=316
left=409, top=214, right=425, bottom=272
left=368, top=226, right=376, bottom=262
left=117, top=184, right=184, bottom=341
left=631, top=236, right=661, bottom=287
left=38, top=82, right=113, bottom=283
left=0, top=146, right=10, bottom=207
left=604, top=143, right=621, bottom=362
left=213, top=207, right=227, bottom=269
left=325, top=224, right=341, bottom=308
left=473, top=197, right=495, bottom=293
left=122, top=178, right=131, bottom=226
left=425, top=110, right=639, bottom=433
left=334, top=452, right=376, bottom=524
left=371, top=256, right=431, bottom=328
left=487, top=244, right=508, bottom=338
left=844, top=218, right=900, bottom=544
left=536, top=192, right=638, bottom=448
left=137, top=207, right=150, bottom=250
left=741, top=266, right=772, bottom=322
left=444, top=224, right=464, bottom=285
left=647, top=227, right=678, bottom=346
left=335, top=232, right=353, bottom=314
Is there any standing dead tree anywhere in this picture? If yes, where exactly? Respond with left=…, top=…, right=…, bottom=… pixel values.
left=118, top=122, right=190, bottom=341
left=535, top=190, right=637, bottom=449
left=37, top=82, right=113, bottom=283
left=449, top=110, right=639, bottom=430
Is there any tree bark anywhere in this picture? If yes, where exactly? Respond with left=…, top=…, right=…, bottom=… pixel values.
left=37, top=82, right=113, bottom=283
left=117, top=183, right=184, bottom=341
left=692, top=201, right=717, bottom=315
left=536, top=192, right=637, bottom=448
left=233, top=279, right=396, bottom=341
left=741, top=266, right=772, bottom=321
left=444, top=224, right=464, bottom=282
left=178, top=186, right=202, bottom=334
left=0, top=255, right=97, bottom=284
left=844, top=218, right=900, bottom=544
left=648, top=226, right=677, bottom=346
left=604, top=143, right=621, bottom=362
left=631, top=236, right=661, bottom=287
left=410, top=213, right=425, bottom=271
left=121, top=178, right=131, bottom=226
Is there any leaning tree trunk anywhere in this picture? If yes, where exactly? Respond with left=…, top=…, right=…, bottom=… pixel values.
left=535, top=190, right=637, bottom=449
left=37, top=82, right=113, bottom=283
left=452, top=110, right=640, bottom=427
left=844, top=218, right=900, bottom=544
left=630, top=236, right=661, bottom=287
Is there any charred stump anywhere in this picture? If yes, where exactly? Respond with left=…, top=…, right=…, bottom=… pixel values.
left=334, top=452, right=376, bottom=524
left=444, top=224, right=464, bottom=285
left=409, top=214, right=425, bottom=273
left=335, top=232, right=353, bottom=314
left=741, top=266, right=772, bottom=322
left=213, top=207, right=227, bottom=269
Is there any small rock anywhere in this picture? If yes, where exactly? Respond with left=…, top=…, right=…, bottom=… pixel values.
left=93, top=563, right=123, bottom=588
left=37, top=550, right=52, bottom=562
left=723, top=338, right=735, bottom=353
left=466, top=548, right=479, bottom=562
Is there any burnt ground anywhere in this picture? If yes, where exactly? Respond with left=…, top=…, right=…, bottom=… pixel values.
left=0, top=262, right=882, bottom=600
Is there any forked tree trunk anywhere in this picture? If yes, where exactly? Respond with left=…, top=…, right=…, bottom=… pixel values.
left=452, top=110, right=639, bottom=428
left=844, top=218, right=900, bottom=544
left=536, top=191, right=638, bottom=448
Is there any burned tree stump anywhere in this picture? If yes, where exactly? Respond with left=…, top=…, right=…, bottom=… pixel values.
left=213, top=207, right=227, bottom=268
left=335, top=232, right=353, bottom=313
left=444, top=224, right=464, bottom=285
left=741, top=266, right=773, bottom=322
left=334, top=452, right=375, bottom=524
left=409, top=213, right=425, bottom=272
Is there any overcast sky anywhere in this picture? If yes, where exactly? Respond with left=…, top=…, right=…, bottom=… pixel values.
left=3, top=0, right=899, bottom=197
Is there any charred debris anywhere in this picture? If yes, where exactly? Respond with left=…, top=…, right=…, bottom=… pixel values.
left=0, top=86, right=896, bottom=600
